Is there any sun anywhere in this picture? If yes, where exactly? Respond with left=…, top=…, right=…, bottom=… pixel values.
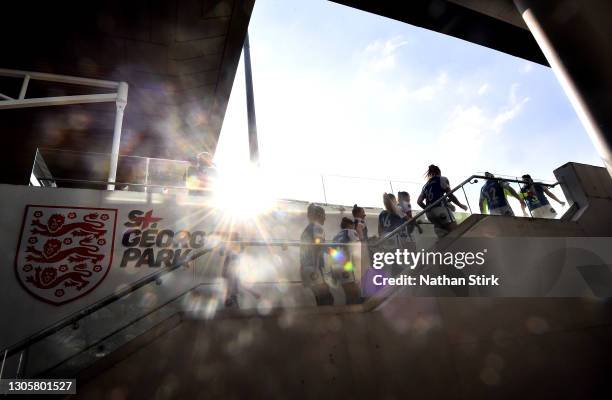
left=210, top=163, right=277, bottom=221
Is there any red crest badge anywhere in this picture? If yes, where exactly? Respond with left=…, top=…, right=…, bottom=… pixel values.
left=15, top=205, right=117, bottom=305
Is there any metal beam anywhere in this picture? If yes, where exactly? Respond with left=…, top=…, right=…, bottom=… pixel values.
left=0, top=93, right=118, bottom=110
left=0, top=68, right=119, bottom=89
left=18, top=74, right=30, bottom=99
left=514, top=0, right=612, bottom=177
left=107, top=82, right=129, bottom=190
left=244, top=32, right=259, bottom=165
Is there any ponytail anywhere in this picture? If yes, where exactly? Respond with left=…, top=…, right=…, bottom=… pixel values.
left=425, top=164, right=441, bottom=179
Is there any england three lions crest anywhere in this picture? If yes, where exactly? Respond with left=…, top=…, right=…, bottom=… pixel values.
left=15, top=205, right=117, bottom=305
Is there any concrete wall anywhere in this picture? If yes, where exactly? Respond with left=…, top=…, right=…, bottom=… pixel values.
left=0, top=183, right=389, bottom=378
left=555, top=162, right=612, bottom=236
left=72, top=296, right=612, bottom=400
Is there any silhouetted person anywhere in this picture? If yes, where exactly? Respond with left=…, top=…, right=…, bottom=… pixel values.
left=479, top=172, right=526, bottom=216
left=520, top=174, right=565, bottom=218
left=185, top=151, right=217, bottom=195
left=398, top=190, right=423, bottom=235
left=417, top=164, right=467, bottom=237
left=331, top=217, right=361, bottom=304
left=352, top=204, right=368, bottom=242
left=300, top=204, right=334, bottom=306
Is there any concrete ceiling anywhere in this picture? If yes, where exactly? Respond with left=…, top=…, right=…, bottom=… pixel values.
left=1, top=0, right=254, bottom=184
left=447, top=0, right=527, bottom=29
left=330, top=0, right=548, bottom=66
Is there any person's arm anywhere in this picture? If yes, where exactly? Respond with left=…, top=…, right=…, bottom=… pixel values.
left=447, top=192, right=466, bottom=210
left=505, top=184, right=528, bottom=216
left=389, top=199, right=405, bottom=219
left=415, top=219, right=423, bottom=234
left=313, top=225, right=325, bottom=267
left=479, top=191, right=486, bottom=214
left=417, top=192, right=426, bottom=209
left=443, top=178, right=468, bottom=211
left=355, top=222, right=364, bottom=241
left=506, top=184, right=527, bottom=209
left=378, top=219, right=383, bottom=236
left=543, top=187, right=566, bottom=206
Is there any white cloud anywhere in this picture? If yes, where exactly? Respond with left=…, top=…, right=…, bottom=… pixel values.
left=493, top=97, right=529, bottom=128
left=477, top=83, right=489, bottom=96
left=434, top=84, right=530, bottom=178
left=363, top=36, right=409, bottom=72
left=521, top=62, right=534, bottom=74
left=509, top=83, right=518, bottom=103
left=437, top=71, right=448, bottom=86
left=400, top=71, right=449, bottom=101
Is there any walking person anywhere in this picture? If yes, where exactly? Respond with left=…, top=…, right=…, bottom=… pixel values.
left=417, top=164, right=468, bottom=237
left=479, top=172, right=527, bottom=216
left=378, top=192, right=417, bottom=252
left=331, top=217, right=361, bottom=304
left=185, top=151, right=217, bottom=195
left=300, top=204, right=334, bottom=306
left=352, top=204, right=369, bottom=242
left=398, top=190, right=423, bottom=235
left=520, top=174, right=566, bottom=218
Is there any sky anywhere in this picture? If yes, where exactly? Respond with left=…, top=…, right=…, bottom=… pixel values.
left=214, top=0, right=602, bottom=207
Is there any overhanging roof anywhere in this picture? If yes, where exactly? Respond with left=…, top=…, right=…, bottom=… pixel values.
left=330, top=0, right=548, bottom=66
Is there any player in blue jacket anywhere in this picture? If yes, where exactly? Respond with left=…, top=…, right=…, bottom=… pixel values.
left=520, top=174, right=565, bottom=218
left=417, top=164, right=468, bottom=237
left=479, top=172, right=526, bottom=216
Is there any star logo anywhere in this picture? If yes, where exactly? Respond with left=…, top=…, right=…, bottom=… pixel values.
left=133, top=210, right=162, bottom=229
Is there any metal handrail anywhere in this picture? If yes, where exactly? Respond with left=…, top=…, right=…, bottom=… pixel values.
left=36, top=177, right=213, bottom=193
left=39, top=279, right=304, bottom=377
left=370, top=175, right=559, bottom=247
left=0, top=68, right=120, bottom=89
left=35, top=147, right=191, bottom=164
left=0, top=237, right=360, bottom=359
left=1, top=246, right=211, bottom=359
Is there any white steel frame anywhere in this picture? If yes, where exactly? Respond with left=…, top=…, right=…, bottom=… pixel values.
left=0, top=68, right=128, bottom=190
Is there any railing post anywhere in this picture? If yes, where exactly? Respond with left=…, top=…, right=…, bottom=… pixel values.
left=321, top=175, right=328, bottom=205
left=15, top=350, right=25, bottom=379
left=0, top=349, right=7, bottom=380
left=18, top=74, right=30, bottom=99
left=462, top=186, right=472, bottom=214
left=108, top=82, right=129, bottom=191
left=515, top=177, right=533, bottom=218
left=144, top=157, right=151, bottom=193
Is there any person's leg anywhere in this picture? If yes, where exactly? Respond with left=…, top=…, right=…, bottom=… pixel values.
left=541, top=206, right=557, bottom=219
left=531, top=206, right=547, bottom=218
left=445, top=221, right=458, bottom=233
left=430, top=205, right=458, bottom=236
left=312, top=284, right=334, bottom=306
left=491, top=205, right=514, bottom=216
left=222, top=253, right=239, bottom=308
left=427, top=208, right=449, bottom=237
left=342, top=282, right=362, bottom=305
